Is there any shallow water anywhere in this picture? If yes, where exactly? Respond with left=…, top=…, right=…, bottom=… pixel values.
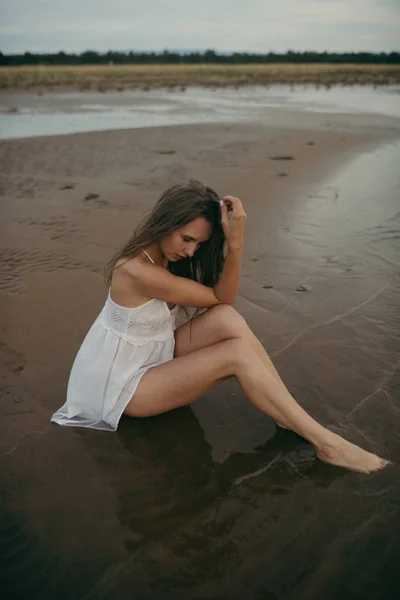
left=1, top=84, right=399, bottom=139
left=1, top=127, right=399, bottom=598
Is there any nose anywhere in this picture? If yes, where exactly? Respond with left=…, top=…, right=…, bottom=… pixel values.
left=184, top=245, right=196, bottom=258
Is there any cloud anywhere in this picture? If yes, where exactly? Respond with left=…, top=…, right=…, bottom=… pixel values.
left=0, top=0, right=399, bottom=53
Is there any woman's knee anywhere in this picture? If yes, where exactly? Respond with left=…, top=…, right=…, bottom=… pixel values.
left=208, top=304, right=248, bottom=337
left=221, top=337, right=258, bottom=371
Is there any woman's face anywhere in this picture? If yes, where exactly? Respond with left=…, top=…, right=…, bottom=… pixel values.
left=160, top=217, right=212, bottom=262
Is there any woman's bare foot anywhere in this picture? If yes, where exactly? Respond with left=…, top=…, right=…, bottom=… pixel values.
left=315, top=433, right=391, bottom=474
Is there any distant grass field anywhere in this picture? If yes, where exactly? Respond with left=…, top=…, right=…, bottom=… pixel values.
left=1, top=64, right=399, bottom=91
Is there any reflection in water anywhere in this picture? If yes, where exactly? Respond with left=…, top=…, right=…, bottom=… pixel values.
left=114, top=410, right=220, bottom=550
left=0, top=406, right=348, bottom=598
left=78, top=407, right=337, bottom=554
left=76, top=411, right=398, bottom=600
left=67, top=407, right=348, bottom=600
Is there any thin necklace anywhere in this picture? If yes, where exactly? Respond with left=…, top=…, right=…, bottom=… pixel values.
left=142, top=249, right=155, bottom=264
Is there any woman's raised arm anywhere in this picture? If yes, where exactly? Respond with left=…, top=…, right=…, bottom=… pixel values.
left=123, top=261, right=223, bottom=308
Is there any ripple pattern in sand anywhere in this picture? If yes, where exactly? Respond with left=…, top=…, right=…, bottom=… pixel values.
left=0, top=175, right=59, bottom=199
left=12, top=214, right=86, bottom=242
left=0, top=245, right=88, bottom=294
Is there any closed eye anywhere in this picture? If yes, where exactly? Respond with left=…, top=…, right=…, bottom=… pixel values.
left=182, top=235, right=200, bottom=246
left=182, top=235, right=207, bottom=251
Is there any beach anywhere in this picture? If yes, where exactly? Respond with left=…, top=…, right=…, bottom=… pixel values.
left=1, top=90, right=400, bottom=599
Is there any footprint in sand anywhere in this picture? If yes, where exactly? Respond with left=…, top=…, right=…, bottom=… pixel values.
left=324, top=255, right=340, bottom=264
left=84, top=193, right=109, bottom=207
left=0, top=341, right=27, bottom=375
left=269, top=156, right=295, bottom=161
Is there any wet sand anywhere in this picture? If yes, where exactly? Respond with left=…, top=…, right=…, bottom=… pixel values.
left=1, top=111, right=400, bottom=599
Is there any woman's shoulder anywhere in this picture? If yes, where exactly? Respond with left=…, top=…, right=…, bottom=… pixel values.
left=115, top=254, right=146, bottom=272
left=114, top=253, right=156, bottom=280
left=111, top=255, right=154, bottom=307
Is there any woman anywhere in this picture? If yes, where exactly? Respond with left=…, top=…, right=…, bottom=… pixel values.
left=52, top=180, right=389, bottom=474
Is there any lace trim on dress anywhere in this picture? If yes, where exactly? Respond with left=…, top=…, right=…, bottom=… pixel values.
left=101, top=293, right=179, bottom=345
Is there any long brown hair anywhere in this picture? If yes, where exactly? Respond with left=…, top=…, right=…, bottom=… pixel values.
left=104, top=180, right=226, bottom=288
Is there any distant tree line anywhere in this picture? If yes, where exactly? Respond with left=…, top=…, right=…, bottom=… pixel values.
left=0, top=49, right=399, bottom=66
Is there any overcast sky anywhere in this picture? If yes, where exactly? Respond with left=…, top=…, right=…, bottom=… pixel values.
left=1, top=0, right=399, bottom=54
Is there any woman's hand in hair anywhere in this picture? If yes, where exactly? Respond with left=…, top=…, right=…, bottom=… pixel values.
left=220, top=195, right=246, bottom=251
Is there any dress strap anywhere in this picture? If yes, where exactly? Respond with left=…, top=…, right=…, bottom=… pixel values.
left=141, top=249, right=155, bottom=264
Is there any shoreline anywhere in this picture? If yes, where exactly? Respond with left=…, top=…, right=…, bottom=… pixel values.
left=1, top=84, right=400, bottom=141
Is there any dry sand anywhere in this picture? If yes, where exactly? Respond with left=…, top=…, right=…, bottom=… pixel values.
left=1, top=115, right=399, bottom=599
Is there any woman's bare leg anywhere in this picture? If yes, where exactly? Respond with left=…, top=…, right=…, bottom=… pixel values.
left=175, top=305, right=282, bottom=379
left=174, top=305, right=295, bottom=428
left=126, top=337, right=389, bottom=474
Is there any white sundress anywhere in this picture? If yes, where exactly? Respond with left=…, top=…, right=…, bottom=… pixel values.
left=51, top=251, right=180, bottom=431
